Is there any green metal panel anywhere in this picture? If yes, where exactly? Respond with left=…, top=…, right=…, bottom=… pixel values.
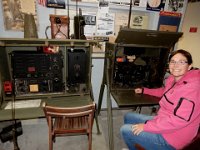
left=0, top=95, right=92, bottom=121
left=115, top=28, right=183, bottom=47
left=0, top=47, right=11, bottom=82
left=0, top=38, right=97, bottom=121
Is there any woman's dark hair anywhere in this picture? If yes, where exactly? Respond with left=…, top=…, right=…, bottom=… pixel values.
left=169, top=49, right=193, bottom=65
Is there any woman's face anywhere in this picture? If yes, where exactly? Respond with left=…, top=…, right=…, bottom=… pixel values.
left=169, top=53, right=192, bottom=81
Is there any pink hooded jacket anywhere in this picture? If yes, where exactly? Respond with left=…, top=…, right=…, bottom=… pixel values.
left=143, top=69, right=200, bottom=150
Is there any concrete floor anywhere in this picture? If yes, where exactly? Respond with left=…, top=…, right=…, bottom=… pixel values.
left=0, top=107, right=154, bottom=150
left=0, top=118, right=108, bottom=150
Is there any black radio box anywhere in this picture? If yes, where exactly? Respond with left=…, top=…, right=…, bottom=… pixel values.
left=11, top=51, right=63, bottom=94
left=106, top=28, right=183, bottom=107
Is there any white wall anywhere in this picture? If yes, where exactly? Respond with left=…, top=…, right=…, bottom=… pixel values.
left=177, top=2, right=200, bottom=68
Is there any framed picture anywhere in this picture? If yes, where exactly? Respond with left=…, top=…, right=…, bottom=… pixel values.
left=46, top=0, right=65, bottom=9
left=1, top=0, right=37, bottom=31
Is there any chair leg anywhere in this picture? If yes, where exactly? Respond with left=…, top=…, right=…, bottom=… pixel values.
left=88, top=133, right=92, bottom=150
left=49, top=134, right=53, bottom=150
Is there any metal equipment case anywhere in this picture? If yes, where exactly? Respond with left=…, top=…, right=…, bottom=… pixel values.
left=0, top=38, right=98, bottom=123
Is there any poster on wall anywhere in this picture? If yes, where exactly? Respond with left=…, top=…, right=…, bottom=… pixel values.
left=130, top=15, right=149, bottom=29
left=1, top=0, right=37, bottom=31
left=83, top=12, right=97, bottom=37
left=146, top=0, right=165, bottom=11
left=46, top=0, right=65, bottom=9
left=81, top=0, right=98, bottom=2
left=157, top=11, right=182, bottom=32
left=96, top=0, right=115, bottom=36
left=96, top=12, right=115, bottom=36
left=134, top=0, right=148, bottom=7
left=98, top=0, right=109, bottom=13
left=165, top=0, right=185, bottom=13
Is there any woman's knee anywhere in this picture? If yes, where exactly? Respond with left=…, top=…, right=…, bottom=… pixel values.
left=124, top=112, right=140, bottom=124
left=124, top=112, right=153, bottom=124
left=120, top=124, right=132, bottom=137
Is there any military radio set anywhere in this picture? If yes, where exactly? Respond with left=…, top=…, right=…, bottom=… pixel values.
left=7, top=48, right=89, bottom=96
left=0, top=39, right=93, bottom=148
left=106, top=29, right=183, bottom=91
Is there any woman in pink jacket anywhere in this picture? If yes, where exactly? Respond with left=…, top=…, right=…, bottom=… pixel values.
left=120, top=49, right=200, bottom=150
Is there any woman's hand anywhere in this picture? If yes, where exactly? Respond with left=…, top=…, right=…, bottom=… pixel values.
left=134, top=88, right=143, bottom=94
left=131, top=123, right=144, bottom=135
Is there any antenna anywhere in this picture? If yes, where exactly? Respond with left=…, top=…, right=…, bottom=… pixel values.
left=67, top=0, right=70, bottom=38
left=79, top=8, right=82, bottom=16
left=76, top=0, right=78, bottom=16
left=128, top=0, right=133, bottom=28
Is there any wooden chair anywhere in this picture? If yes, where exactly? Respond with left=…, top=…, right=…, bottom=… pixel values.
left=43, top=102, right=96, bottom=150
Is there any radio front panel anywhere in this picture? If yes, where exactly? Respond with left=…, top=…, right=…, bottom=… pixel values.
left=109, top=45, right=170, bottom=90
left=66, top=47, right=90, bottom=94
left=12, top=51, right=64, bottom=95
left=0, top=44, right=92, bottom=99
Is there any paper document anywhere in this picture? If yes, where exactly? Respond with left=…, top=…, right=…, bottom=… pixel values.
left=4, top=99, right=42, bottom=109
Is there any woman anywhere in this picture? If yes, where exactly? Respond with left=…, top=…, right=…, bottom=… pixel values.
left=120, top=49, right=200, bottom=150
